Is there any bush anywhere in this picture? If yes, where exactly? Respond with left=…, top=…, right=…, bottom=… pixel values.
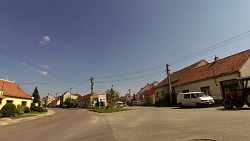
left=0, top=103, right=17, bottom=117
left=24, top=107, right=31, bottom=113
left=0, top=113, right=2, bottom=118
left=17, top=105, right=26, bottom=115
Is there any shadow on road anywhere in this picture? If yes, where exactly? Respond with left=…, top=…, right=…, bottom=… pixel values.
left=217, top=107, right=250, bottom=111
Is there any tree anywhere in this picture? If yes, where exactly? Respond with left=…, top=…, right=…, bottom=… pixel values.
left=32, top=87, right=40, bottom=105
left=105, top=86, right=120, bottom=107
left=64, top=98, right=78, bottom=108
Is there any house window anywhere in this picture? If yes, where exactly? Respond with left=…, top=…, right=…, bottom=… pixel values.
left=161, top=90, right=165, bottom=97
left=7, top=100, right=13, bottom=104
left=22, top=101, right=27, bottom=106
left=201, top=86, right=211, bottom=96
left=156, top=92, right=159, bottom=97
left=182, top=90, right=189, bottom=93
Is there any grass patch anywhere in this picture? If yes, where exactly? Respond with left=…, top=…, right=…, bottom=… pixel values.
left=88, top=108, right=133, bottom=113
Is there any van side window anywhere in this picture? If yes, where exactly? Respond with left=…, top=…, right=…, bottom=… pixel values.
left=191, top=94, right=196, bottom=98
left=184, top=94, right=190, bottom=99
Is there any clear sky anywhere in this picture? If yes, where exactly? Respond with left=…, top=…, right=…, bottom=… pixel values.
left=0, top=0, right=250, bottom=97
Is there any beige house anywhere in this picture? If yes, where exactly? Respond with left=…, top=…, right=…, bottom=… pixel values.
left=154, top=60, right=208, bottom=103
left=175, top=49, right=250, bottom=103
left=77, top=92, right=106, bottom=107
left=61, top=91, right=81, bottom=102
left=0, top=79, right=32, bottom=109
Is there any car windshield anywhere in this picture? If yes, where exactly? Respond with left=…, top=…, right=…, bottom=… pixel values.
left=196, top=92, right=207, bottom=97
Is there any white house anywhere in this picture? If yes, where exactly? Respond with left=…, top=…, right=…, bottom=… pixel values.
left=175, top=49, right=250, bottom=103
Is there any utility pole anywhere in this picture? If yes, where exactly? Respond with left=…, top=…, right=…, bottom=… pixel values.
left=90, top=77, right=94, bottom=107
left=69, top=88, right=72, bottom=108
left=166, top=64, right=172, bottom=103
left=128, top=89, right=131, bottom=95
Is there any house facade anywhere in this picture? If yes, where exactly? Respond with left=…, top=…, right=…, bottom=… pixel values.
left=154, top=60, right=208, bottom=103
left=48, top=98, right=60, bottom=108
left=175, top=49, right=250, bottom=103
left=0, top=79, right=32, bottom=109
left=61, top=92, right=81, bottom=102
left=77, top=92, right=107, bottom=108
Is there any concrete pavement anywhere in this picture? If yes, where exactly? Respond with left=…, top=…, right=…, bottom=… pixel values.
left=0, top=109, right=55, bottom=126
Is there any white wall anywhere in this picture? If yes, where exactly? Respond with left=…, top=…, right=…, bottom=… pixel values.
left=240, top=58, right=250, bottom=77
left=175, top=74, right=239, bottom=100
left=62, top=92, right=78, bottom=102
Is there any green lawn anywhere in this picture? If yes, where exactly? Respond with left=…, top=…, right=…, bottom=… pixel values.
left=88, top=108, right=133, bottom=113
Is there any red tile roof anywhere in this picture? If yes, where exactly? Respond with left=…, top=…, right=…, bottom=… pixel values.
left=51, top=98, right=60, bottom=104
left=0, top=95, right=5, bottom=99
left=72, top=93, right=82, bottom=97
left=176, top=49, right=250, bottom=86
left=77, top=92, right=104, bottom=101
left=142, top=86, right=156, bottom=97
left=156, top=60, right=208, bottom=88
left=0, top=79, right=32, bottom=99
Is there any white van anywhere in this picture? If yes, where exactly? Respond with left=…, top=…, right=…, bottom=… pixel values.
left=177, top=92, right=215, bottom=108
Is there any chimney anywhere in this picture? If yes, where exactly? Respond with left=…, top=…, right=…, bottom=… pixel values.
left=214, top=55, right=220, bottom=62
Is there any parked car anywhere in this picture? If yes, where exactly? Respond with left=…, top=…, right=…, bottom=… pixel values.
left=177, top=92, right=214, bottom=108
left=116, top=101, right=124, bottom=108
left=132, top=101, right=141, bottom=106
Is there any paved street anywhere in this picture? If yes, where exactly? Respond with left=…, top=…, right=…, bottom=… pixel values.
left=1, top=107, right=250, bottom=141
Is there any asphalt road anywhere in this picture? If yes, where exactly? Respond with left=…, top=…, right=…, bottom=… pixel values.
left=1, top=107, right=250, bottom=141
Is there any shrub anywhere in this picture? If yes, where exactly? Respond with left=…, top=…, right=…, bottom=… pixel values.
left=24, top=107, right=31, bottom=113
left=17, top=105, right=26, bottom=115
left=0, top=113, right=2, bottom=118
left=0, top=103, right=17, bottom=117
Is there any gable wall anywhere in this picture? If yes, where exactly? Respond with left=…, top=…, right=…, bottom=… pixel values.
left=240, top=57, right=250, bottom=77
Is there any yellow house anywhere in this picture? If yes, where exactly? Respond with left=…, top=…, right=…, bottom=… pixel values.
left=0, top=79, right=32, bottom=109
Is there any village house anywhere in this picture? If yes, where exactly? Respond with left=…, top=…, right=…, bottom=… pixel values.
left=61, top=91, right=82, bottom=103
left=77, top=92, right=107, bottom=108
left=142, top=85, right=157, bottom=105
left=48, top=98, right=60, bottom=108
left=154, top=60, right=208, bottom=103
left=175, top=49, right=250, bottom=103
left=0, top=79, right=32, bottom=109
left=136, top=81, right=159, bottom=100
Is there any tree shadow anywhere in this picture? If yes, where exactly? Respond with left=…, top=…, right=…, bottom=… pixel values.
left=217, top=107, right=250, bottom=111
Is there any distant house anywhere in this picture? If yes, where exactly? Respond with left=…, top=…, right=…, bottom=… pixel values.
left=155, top=60, right=208, bottom=103
left=48, top=98, right=60, bottom=108
left=136, top=81, right=159, bottom=101
left=77, top=92, right=106, bottom=108
left=42, top=94, right=55, bottom=107
left=61, top=92, right=82, bottom=102
left=0, top=79, right=32, bottom=109
left=175, top=49, right=250, bottom=103
left=142, top=86, right=157, bottom=105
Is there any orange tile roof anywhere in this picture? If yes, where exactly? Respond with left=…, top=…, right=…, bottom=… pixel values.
left=77, top=92, right=104, bottom=101
left=72, top=93, right=82, bottom=97
left=156, top=60, right=208, bottom=88
left=176, top=49, right=250, bottom=86
left=0, top=79, right=32, bottom=99
left=51, top=98, right=60, bottom=104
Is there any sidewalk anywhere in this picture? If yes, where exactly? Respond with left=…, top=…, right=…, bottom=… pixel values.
left=0, top=109, right=55, bottom=126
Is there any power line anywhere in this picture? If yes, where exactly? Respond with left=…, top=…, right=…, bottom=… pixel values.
left=169, top=30, right=250, bottom=65
left=95, top=70, right=165, bottom=83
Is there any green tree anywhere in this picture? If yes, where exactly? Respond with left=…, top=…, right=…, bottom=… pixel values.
left=64, top=98, right=78, bottom=108
left=32, top=87, right=40, bottom=105
left=106, top=85, right=120, bottom=107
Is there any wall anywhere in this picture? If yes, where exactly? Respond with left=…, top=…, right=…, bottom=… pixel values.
left=154, top=87, right=167, bottom=102
left=0, top=96, right=32, bottom=109
left=175, top=74, right=239, bottom=101
left=240, top=58, right=250, bottom=77
left=62, top=92, right=78, bottom=102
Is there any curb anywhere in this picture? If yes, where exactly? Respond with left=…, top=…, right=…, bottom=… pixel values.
left=0, top=109, right=55, bottom=126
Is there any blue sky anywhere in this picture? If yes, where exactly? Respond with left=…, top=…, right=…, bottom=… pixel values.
left=0, top=0, right=250, bottom=97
